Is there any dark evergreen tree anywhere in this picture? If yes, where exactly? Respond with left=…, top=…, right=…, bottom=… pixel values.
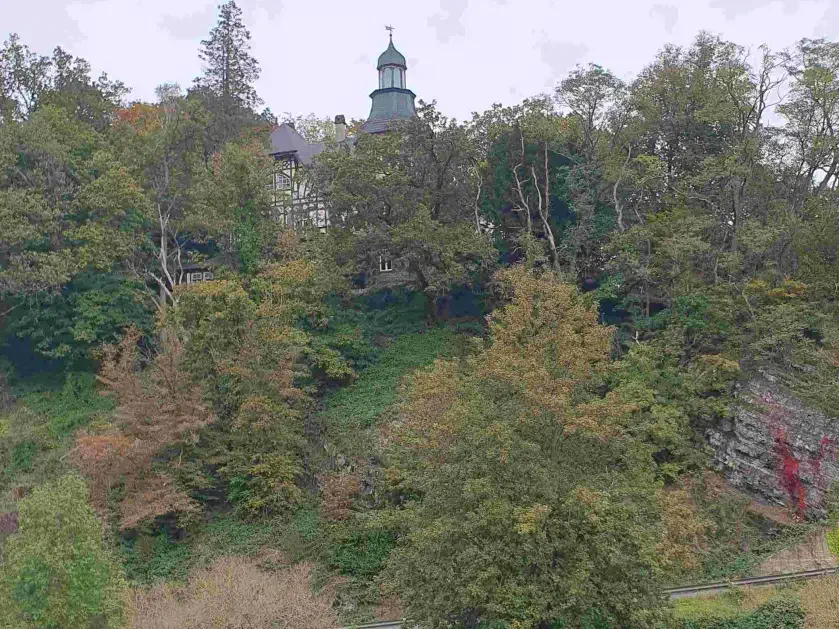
left=192, top=1, right=262, bottom=147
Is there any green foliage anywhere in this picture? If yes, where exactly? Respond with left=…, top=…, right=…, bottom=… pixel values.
left=322, top=327, right=457, bottom=432
left=380, top=270, right=669, bottom=629
left=122, top=514, right=291, bottom=586
left=826, top=526, right=839, bottom=559
left=606, top=341, right=740, bottom=481
left=121, top=530, right=191, bottom=586
left=331, top=531, right=395, bottom=578
left=3, top=24, right=839, bottom=629
left=23, top=371, right=115, bottom=440
left=293, top=507, right=320, bottom=542
left=322, top=288, right=431, bottom=341
left=188, top=141, right=275, bottom=266
left=673, top=476, right=813, bottom=585
left=0, top=475, right=125, bottom=628
left=675, top=596, right=804, bottom=629
left=825, top=484, right=839, bottom=558
left=311, top=102, right=496, bottom=317
left=9, top=441, right=36, bottom=473
left=6, top=272, right=152, bottom=364
left=0, top=372, right=112, bottom=510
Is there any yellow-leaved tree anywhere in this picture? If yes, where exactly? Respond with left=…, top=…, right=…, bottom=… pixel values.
left=379, top=266, right=671, bottom=629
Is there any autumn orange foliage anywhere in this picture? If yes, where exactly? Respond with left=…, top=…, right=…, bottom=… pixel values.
left=114, top=103, right=163, bottom=136
left=70, top=327, right=211, bottom=529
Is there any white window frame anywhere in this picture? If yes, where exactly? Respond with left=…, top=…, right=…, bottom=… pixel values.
left=275, top=172, right=292, bottom=190
left=379, top=256, right=393, bottom=272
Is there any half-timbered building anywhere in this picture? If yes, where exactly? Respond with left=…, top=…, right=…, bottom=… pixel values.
left=266, top=34, right=417, bottom=231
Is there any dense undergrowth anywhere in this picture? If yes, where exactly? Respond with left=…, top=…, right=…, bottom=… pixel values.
left=672, top=573, right=839, bottom=629
left=0, top=287, right=483, bottom=624
left=0, top=286, right=828, bottom=628
left=2, top=4, right=839, bottom=626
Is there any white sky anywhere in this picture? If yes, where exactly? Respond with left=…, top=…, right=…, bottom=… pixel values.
left=1, top=0, right=837, bottom=122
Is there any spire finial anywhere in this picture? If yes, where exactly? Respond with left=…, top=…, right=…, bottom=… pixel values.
left=385, top=24, right=394, bottom=41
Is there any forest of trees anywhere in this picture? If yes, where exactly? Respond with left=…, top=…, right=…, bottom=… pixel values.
left=1, top=2, right=839, bottom=628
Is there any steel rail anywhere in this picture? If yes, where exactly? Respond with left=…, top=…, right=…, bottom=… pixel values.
left=663, top=566, right=839, bottom=598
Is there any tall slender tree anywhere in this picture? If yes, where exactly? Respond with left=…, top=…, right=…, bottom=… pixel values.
left=193, top=1, right=262, bottom=147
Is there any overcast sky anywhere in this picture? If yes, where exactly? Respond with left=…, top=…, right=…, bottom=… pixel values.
left=2, top=0, right=838, bottom=123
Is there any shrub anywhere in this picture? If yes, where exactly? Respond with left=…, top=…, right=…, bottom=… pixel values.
left=9, top=441, right=36, bottom=473
left=128, top=557, right=338, bottom=629
left=827, top=527, right=839, bottom=559
left=331, top=531, right=394, bottom=578
left=293, top=507, right=320, bottom=542
left=321, top=327, right=457, bottom=432
left=676, top=596, right=804, bottom=629
left=121, top=531, right=192, bottom=586
left=0, top=475, right=125, bottom=628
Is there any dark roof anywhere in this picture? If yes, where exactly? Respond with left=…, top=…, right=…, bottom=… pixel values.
left=359, top=119, right=390, bottom=134
left=268, top=123, right=324, bottom=165
left=377, top=37, right=406, bottom=69
left=360, top=88, right=417, bottom=134
left=182, top=258, right=222, bottom=271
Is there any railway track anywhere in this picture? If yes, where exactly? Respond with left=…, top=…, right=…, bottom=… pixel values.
left=663, top=566, right=839, bottom=599
left=341, top=567, right=839, bottom=628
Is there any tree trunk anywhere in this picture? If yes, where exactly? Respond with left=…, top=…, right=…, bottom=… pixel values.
left=410, top=260, right=437, bottom=325
left=159, top=215, right=168, bottom=306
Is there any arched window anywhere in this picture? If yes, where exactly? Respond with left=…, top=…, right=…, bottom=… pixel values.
left=379, top=67, right=405, bottom=89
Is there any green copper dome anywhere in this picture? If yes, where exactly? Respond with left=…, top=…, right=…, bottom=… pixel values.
left=361, top=35, right=417, bottom=135
left=377, top=37, right=406, bottom=69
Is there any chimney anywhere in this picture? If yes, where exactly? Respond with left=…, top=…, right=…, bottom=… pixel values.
left=334, top=114, right=347, bottom=143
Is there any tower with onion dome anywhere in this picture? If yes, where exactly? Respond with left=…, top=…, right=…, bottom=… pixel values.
left=359, top=32, right=417, bottom=134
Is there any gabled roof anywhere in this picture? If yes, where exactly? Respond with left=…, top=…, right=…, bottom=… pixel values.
left=268, top=123, right=324, bottom=165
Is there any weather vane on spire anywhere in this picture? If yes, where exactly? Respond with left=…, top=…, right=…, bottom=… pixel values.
left=385, top=24, right=394, bottom=39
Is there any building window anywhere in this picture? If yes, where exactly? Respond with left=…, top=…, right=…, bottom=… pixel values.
left=379, top=256, right=393, bottom=272
left=202, top=272, right=214, bottom=281
left=275, top=172, right=291, bottom=190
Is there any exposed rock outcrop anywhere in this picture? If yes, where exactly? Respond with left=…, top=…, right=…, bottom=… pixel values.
left=707, top=376, right=839, bottom=519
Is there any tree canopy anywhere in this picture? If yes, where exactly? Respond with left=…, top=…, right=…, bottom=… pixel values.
left=0, top=14, right=838, bottom=629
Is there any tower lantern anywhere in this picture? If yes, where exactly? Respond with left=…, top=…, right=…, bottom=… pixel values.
left=360, top=29, right=417, bottom=134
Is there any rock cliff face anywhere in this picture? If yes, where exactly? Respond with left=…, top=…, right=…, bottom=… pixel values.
left=706, top=377, right=839, bottom=519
